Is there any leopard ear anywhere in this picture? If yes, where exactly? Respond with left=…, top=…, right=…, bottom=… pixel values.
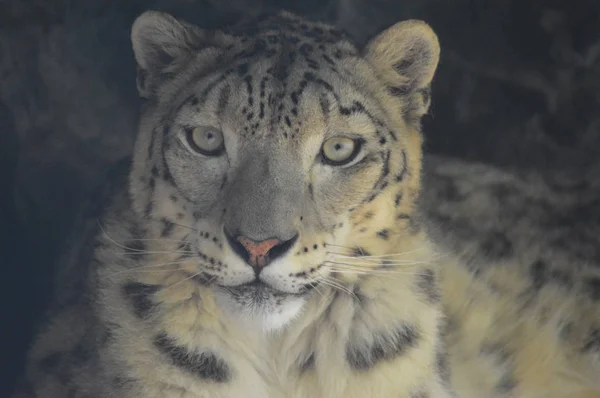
left=364, top=20, right=440, bottom=120
left=131, top=11, right=208, bottom=98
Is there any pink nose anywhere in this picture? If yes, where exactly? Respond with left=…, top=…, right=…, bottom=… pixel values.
left=236, top=236, right=282, bottom=269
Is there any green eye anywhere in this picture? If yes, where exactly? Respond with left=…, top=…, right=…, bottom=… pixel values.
left=186, top=127, right=225, bottom=156
left=321, top=136, right=361, bottom=165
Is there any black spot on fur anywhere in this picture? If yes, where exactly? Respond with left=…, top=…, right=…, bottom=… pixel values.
left=217, top=85, right=231, bottom=116
left=122, top=282, right=160, bottom=319
left=218, top=174, right=228, bottom=191
left=394, top=192, right=403, bottom=207
left=410, top=389, right=430, bottom=398
left=381, top=150, right=391, bottom=178
left=319, top=93, right=331, bottom=120
left=154, top=333, right=230, bottom=382
left=124, top=239, right=146, bottom=256
left=416, top=268, right=440, bottom=304
left=376, top=229, right=389, bottom=240
left=583, top=328, right=600, bottom=353
left=147, top=129, right=156, bottom=159
left=420, top=87, right=431, bottom=107
left=388, top=85, right=410, bottom=97
left=351, top=247, right=371, bottom=257
left=480, top=231, right=513, bottom=259
left=530, top=259, right=573, bottom=290
left=353, top=286, right=368, bottom=307
left=113, top=375, right=137, bottom=391
left=436, top=345, right=450, bottom=384
left=438, top=176, right=464, bottom=202
left=144, top=199, right=153, bottom=218
left=496, top=372, right=517, bottom=394
left=395, top=150, right=408, bottom=182
left=308, top=183, right=314, bottom=201
left=530, top=260, right=548, bottom=289
left=480, top=344, right=516, bottom=392
left=299, top=352, right=315, bottom=372
left=237, top=62, right=249, bottom=75
left=193, top=272, right=213, bottom=285
left=393, top=58, right=414, bottom=74
left=101, top=322, right=119, bottom=346
left=346, top=323, right=419, bottom=371
left=586, top=278, right=600, bottom=300
left=160, top=218, right=175, bottom=237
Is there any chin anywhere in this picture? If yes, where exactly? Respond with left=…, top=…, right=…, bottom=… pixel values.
left=214, top=281, right=308, bottom=333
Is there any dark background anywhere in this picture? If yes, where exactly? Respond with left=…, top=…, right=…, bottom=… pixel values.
left=1, top=0, right=599, bottom=395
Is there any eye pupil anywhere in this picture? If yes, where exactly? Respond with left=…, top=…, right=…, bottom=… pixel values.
left=334, top=143, right=342, bottom=150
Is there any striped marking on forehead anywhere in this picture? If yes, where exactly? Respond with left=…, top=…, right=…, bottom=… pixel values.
left=174, top=63, right=398, bottom=146
left=161, top=15, right=397, bottom=143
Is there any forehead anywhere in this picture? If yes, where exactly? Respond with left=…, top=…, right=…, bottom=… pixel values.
left=165, top=10, right=394, bottom=152
left=175, top=14, right=384, bottom=138
left=221, top=13, right=358, bottom=89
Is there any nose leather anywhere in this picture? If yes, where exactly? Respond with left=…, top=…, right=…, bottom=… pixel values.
left=236, top=236, right=282, bottom=268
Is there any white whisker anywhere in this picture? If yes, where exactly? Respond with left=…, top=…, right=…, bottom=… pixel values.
left=306, top=276, right=326, bottom=299
left=118, top=237, right=188, bottom=243
left=314, top=270, right=357, bottom=299
left=170, top=222, right=199, bottom=232
left=115, top=250, right=195, bottom=256
left=325, top=266, right=423, bottom=278
left=98, top=221, right=146, bottom=253
left=324, top=260, right=431, bottom=268
left=325, top=247, right=429, bottom=259
left=102, top=260, right=191, bottom=279
left=323, top=243, right=357, bottom=250
left=97, top=220, right=193, bottom=255
left=162, top=271, right=204, bottom=292
left=327, top=259, right=430, bottom=267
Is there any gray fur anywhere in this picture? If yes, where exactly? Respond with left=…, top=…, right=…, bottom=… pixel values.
left=224, top=152, right=304, bottom=242
left=421, top=155, right=600, bottom=289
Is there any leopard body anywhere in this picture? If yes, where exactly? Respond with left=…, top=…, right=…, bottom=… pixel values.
left=13, top=10, right=600, bottom=398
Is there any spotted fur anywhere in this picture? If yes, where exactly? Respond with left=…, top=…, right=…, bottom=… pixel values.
left=13, top=10, right=600, bottom=398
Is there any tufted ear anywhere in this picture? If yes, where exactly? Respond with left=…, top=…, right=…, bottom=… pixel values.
left=364, top=20, right=440, bottom=120
left=131, top=11, right=208, bottom=98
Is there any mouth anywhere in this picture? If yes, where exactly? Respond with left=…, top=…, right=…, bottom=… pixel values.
left=219, top=279, right=317, bottom=299
left=214, top=279, right=312, bottom=331
left=225, top=280, right=286, bottom=299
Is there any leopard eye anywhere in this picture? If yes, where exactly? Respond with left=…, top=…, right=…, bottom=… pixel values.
left=321, top=136, right=361, bottom=166
left=186, top=127, right=225, bottom=156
